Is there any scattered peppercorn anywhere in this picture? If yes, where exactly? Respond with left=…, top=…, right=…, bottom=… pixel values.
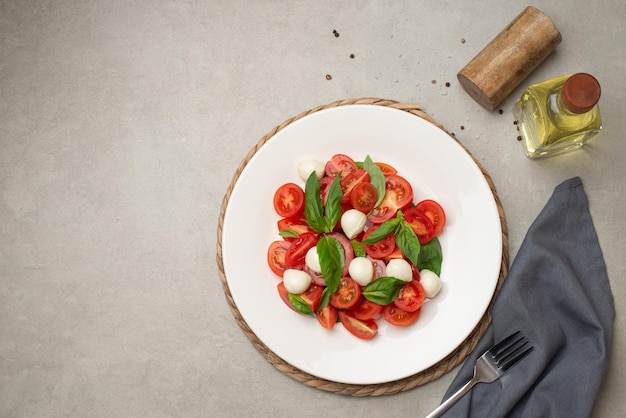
left=460, top=125, right=465, bottom=130
left=349, top=53, right=355, bottom=59
left=517, top=136, right=522, bottom=141
left=333, top=30, right=339, bottom=38
left=498, top=109, right=503, bottom=114
left=461, top=38, right=466, bottom=43
left=445, top=82, right=451, bottom=87
left=325, top=74, right=332, bottom=80
left=513, top=120, right=518, bottom=125
left=431, top=80, right=436, bottom=84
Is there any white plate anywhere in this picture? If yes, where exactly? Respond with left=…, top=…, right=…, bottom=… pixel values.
left=221, top=105, right=502, bottom=385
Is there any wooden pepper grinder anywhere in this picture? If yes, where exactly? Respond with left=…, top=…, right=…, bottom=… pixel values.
left=457, top=6, right=562, bottom=110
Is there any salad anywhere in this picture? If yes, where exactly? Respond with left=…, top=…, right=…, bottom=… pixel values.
left=266, top=154, right=446, bottom=340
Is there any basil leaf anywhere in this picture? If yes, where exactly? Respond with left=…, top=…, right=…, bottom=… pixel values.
left=278, top=229, right=300, bottom=239
left=318, top=287, right=331, bottom=311
left=395, top=218, right=421, bottom=266
left=351, top=239, right=367, bottom=257
left=288, top=293, right=313, bottom=315
left=362, top=276, right=406, bottom=305
left=317, top=235, right=343, bottom=294
left=304, top=172, right=326, bottom=232
left=361, top=216, right=400, bottom=244
left=324, top=175, right=343, bottom=232
left=418, top=237, right=443, bottom=275
left=363, top=155, right=386, bottom=208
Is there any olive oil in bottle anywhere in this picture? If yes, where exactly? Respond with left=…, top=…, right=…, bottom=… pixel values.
left=513, top=73, right=602, bottom=158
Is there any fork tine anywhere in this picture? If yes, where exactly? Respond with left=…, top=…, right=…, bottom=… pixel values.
left=489, top=331, right=534, bottom=371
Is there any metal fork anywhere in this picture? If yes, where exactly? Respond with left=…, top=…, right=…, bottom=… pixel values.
left=425, top=331, right=533, bottom=418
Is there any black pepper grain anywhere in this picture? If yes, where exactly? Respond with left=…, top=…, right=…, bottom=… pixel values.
left=445, top=82, right=451, bottom=87
left=460, top=125, right=465, bottom=130
left=513, top=120, right=518, bottom=125
left=333, top=30, right=339, bottom=38
left=517, top=136, right=522, bottom=141
left=461, top=38, right=466, bottom=43
left=431, top=80, right=436, bottom=84
left=325, top=74, right=332, bottom=80
left=350, top=53, right=355, bottom=59
left=498, top=109, right=503, bottom=114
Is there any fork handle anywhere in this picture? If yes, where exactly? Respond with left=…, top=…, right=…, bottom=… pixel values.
left=424, top=376, right=479, bottom=418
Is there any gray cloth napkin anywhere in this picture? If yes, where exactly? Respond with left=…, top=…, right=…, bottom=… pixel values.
left=441, top=177, right=614, bottom=418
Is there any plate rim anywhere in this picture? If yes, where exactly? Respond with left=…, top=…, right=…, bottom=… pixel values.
left=216, top=98, right=508, bottom=396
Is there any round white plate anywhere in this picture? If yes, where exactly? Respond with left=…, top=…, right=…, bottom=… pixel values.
left=221, top=105, right=502, bottom=385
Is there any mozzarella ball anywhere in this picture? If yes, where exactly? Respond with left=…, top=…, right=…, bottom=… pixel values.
left=283, top=269, right=313, bottom=294
left=305, top=246, right=322, bottom=273
left=385, top=259, right=413, bottom=282
left=349, top=257, right=375, bottom=286
left=419, top=269, right=441, bottom=298
left=340, top=209, right=367, bottom=239
left=297, top=159, right=325, bottom=181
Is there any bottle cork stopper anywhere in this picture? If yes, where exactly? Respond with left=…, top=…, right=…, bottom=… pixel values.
left=561, top=73, right=601, bottom=113
left=457, top=6, right=562, bottom=110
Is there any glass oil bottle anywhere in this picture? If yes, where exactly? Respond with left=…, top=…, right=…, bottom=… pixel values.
left=513, top=73, right=602, bottom=158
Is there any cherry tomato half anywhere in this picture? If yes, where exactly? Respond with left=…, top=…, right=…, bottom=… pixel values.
left=362, top=225, right=396, bottom=259
left=267, top=240, right=299, bottom=277
left=277, top=281, right=298, bottom=312
left=350, top=182, right=378, bottom=213
left=339, top=311, right=378, bottom=340
left=300, top=284, right=324, bottom=312
left=384, top=305, right=421, bottom=327
left=416, top=199, right=446, bottom=237
left=340, top=169, right=370, bottom=203
left=273, top=183, right=305, bottom=218
left=284, top=232, right=318, bottom=265
left=325, top=154, right=358, bottom=179
left=375, top=162, right=398, bottom=176
left=404, top=207, right=435, bottom=244
left=277, top=218, right=313, bottom=241
left=368, top=174, right=413, bottom=224
left=394, top=280, right=426, bottom=313
left=316, top=304, right=338, bottom=329
left=330, top=276, right=362, bottom=310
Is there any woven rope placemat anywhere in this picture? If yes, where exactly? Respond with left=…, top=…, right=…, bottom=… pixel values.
left=216, top=98, right=509, bottom=396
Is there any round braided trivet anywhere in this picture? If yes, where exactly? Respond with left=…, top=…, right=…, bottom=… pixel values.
left=216, top=98, right=509, bottom=396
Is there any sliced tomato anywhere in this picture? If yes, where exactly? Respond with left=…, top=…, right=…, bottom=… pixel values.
left=276, top=281, right=298, bottom=312
left=339, top=311, right=378, bottom=340
left=362, top=225, right=396, bottom=259
left=404, top=207, right=435, bottom=244
left=325, top=154, right=358, bottom=179
left=394, top=280, right=426, bottom=313
left=327, top=232, right=354, bottom=276
left=340, top=169, right=370, bottom=203
left=375, top=162, right=398, bottom=176
left=273, top=183, right=305, bottom=218
left=267, top=240, right=299, bottom=277
left=416, top=199, right=446, bottom=237
left=330, top=276, right=362, bottom=310
left=350, top=298, right=385, bottom=321
left=300, top=284, right=324, bottom=312
left=277, top=218, right=312, bottom=241
left=368, top=174, right=413, bottom=224
left=316, top=304, right=338, bottom=329
left=284, top=232, right=318, bottom=265
left=384, top=305, right=421, bottom=327
left=383, top=247, right=404, bottom=261
left=349, top=182, right=378, bottom=213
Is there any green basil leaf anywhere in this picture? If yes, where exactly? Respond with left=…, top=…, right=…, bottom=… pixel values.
left=304, top=172, right=326, bottom=232
left=318, top=287, right=331, bottom=311
left=395, top=218, right=421, bottom=266
left=418, top=237, right=443, bottom=275
left=324, top=175, right=343, bottom=232
left=361, top=216, right=400, bottom=244
left=363, top=155, right=386, bottom=208
left=278, top=229, right=300, bottom=239
left=288, top=293, right=313, bottom=315
left=317, top=235, right=343, bottom=294
left=362, top=276, right=406, bottom=305
left=351, top=239, right=367, bottom=257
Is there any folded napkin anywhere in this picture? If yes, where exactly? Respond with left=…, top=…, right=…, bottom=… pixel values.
left=440, top=177, right=615, bottom=418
